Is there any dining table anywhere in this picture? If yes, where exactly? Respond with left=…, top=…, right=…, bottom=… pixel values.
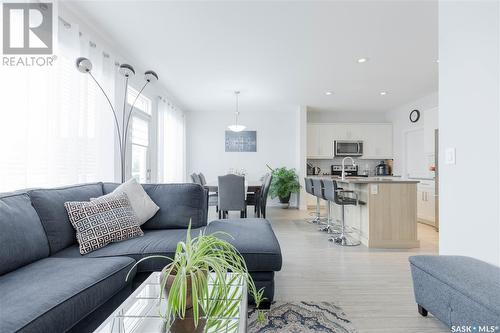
left=204, top=180, right=263, bottom=217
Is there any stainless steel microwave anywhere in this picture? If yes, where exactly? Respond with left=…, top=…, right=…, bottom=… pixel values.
left=334, top=140, right=363, bottom=156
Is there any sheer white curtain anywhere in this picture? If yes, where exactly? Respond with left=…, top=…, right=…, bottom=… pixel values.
left=0, top=18, right=116, bottom=192
left=158, top=98, right=186, bottom=183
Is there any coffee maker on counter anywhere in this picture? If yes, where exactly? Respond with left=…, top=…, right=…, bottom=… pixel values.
left=375, top=160, right=391, bottom=176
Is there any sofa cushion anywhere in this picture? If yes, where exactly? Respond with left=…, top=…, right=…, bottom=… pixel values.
left=0, top=193, right=49, bottom=275
left=103, top=183, right=208, bottom=230
left=0, top=256, right=136, bottom=333
left=28, top=183, right=103, bottom=254
left=94, top=179, right=159, bottom=225
left=65, top=192, right=144, bottom=254
left=205, top=218, right=283, bottom=272
left=54, top=229, right=201, bottom=272
left=409, top=255, right=500, bottom=317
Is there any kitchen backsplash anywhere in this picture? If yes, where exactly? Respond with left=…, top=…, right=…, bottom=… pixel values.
left=307, top=158, right=389, bottom=176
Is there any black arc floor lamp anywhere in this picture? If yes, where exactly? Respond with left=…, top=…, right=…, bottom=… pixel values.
left=76, top=57, right=158, bottom=183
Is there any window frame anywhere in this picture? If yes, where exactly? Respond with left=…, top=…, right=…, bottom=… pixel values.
left=125, top=87, right=155, bottom=183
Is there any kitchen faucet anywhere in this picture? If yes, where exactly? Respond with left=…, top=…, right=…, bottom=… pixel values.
left=341, top=156, right=356, bottom=181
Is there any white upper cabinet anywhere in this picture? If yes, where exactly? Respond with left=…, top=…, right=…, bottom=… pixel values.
left=358, top=123, right=393, bottom=159
left=307, top=124, right=321, bottom=157
left=307, top=123, right=393, bottom=159
left=318, top=124, right=335, bottom=157
left=307, top=124, right=337, bottom=158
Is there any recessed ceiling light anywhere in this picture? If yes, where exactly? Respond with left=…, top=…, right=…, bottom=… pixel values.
left=436, top=59, right=440, bottom=63
left=380, top=91, right=388, bottom=96
left=357, top=58, right=369, bottom=63
left=325, top=91, right=333, bottom=96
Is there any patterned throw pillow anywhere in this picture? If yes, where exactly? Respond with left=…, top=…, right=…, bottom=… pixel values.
left=64, top=192, right=144, bottom=254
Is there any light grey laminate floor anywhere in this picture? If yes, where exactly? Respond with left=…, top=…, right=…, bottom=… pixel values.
left=209, top=207, right=448, bottom=333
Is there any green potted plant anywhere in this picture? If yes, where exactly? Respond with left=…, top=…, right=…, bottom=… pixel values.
left=267, top=166, right=301, bottom=204
left=126, top=224, right=265, bottom=332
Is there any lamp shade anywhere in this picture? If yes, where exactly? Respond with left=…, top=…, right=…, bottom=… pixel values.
left=76, top=57, right=92, bottom=73
left=119, top=64, right=135, bottom=77
left=144, top=70, right=158, bottom=82
left=228, top=125, right=246, bottom=132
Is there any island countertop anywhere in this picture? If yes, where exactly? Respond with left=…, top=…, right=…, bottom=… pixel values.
left=309, top=175, right=420, bottom=184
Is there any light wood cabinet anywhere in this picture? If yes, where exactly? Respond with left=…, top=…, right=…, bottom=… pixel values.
left=307, top=123, right=393, bottom=159
left=306, top=192, right=326, bottom=208
left=337, top=180, right=419, bottom=248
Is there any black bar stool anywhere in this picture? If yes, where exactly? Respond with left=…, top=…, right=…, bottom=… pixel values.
left=304, top=178, right=320, bottom=223
left=311, top=178, right=326, bottom=227
left=320, top=179, right=341, bottom=234
left=328, top=180, right=361, bottom=246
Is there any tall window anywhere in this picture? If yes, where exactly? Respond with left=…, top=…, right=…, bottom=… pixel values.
left=128, top=88, right=152, bottom=183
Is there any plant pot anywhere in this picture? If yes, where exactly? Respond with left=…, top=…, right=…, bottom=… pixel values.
left=161, top=314, right=206, bottom=333
left=162, top=272, right=195, bottom=309
left=160, top=268, right=207, bottom=333
left=168, top=311, right=206, bottom=333
left=278, top=193, right=291, bottom=204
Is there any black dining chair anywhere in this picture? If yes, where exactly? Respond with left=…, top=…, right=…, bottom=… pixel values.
left=198, top=173, right=207, bottom=186
left=218, top=174, right=246, bottom=219
left=190, top=173, right=202, bottom=185
left=246, top=173, right=269, bottom=217
left=193, top=172, right=217, bottom=212
left=260, top=174, right=272, bottom=218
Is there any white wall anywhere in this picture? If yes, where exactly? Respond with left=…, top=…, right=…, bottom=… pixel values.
left=307, top=110, right=387, bottom=123
left=439, top=1, right=500, bottom=266
left=297, top=107, right=308, bottom=210
left=386, top=92, right=438, bottom=177
left=186, top=109, right=301, bottom=206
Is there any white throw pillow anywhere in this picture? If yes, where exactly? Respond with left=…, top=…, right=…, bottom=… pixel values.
left=94, top=179, right=159, bottom=225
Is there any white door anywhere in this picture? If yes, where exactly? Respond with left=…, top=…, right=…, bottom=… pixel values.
left=404, top=129, right=427, bottom=178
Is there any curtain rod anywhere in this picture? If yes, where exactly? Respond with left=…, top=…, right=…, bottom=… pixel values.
left=58, top=16, right=114, bottom=62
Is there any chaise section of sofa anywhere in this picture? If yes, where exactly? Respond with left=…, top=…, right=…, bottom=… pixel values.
left=205, top=218, right=283, bottom=305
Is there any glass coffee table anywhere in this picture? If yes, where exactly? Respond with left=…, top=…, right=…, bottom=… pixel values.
left=94, top=272, right=248, bottom=333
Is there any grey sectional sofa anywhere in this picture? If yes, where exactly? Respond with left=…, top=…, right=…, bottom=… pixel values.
left=409, top=255, right=500, bottom=328
left=0, top=182, right=282, bottom=333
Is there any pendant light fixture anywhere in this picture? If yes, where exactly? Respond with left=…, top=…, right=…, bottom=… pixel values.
left=228, top=91, right=246, bottom=132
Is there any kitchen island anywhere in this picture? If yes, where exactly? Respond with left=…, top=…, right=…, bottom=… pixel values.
left=312, top=176, right=420, bottom=248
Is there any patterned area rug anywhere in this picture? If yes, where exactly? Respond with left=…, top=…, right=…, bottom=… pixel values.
left=248, top=301, right=357, bottom=333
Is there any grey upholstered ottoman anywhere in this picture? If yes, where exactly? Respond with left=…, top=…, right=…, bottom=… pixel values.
left=409, top=255, right=500, bottom=328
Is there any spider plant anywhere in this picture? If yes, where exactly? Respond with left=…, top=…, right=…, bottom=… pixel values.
left=126, top=223, right=266, bottom=331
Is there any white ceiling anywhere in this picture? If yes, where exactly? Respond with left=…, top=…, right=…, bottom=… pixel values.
left=65, top=1, right=438, bottom=113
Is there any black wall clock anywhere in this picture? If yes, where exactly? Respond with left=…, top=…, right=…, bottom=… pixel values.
left=409, top=109, right=420, bottom=123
